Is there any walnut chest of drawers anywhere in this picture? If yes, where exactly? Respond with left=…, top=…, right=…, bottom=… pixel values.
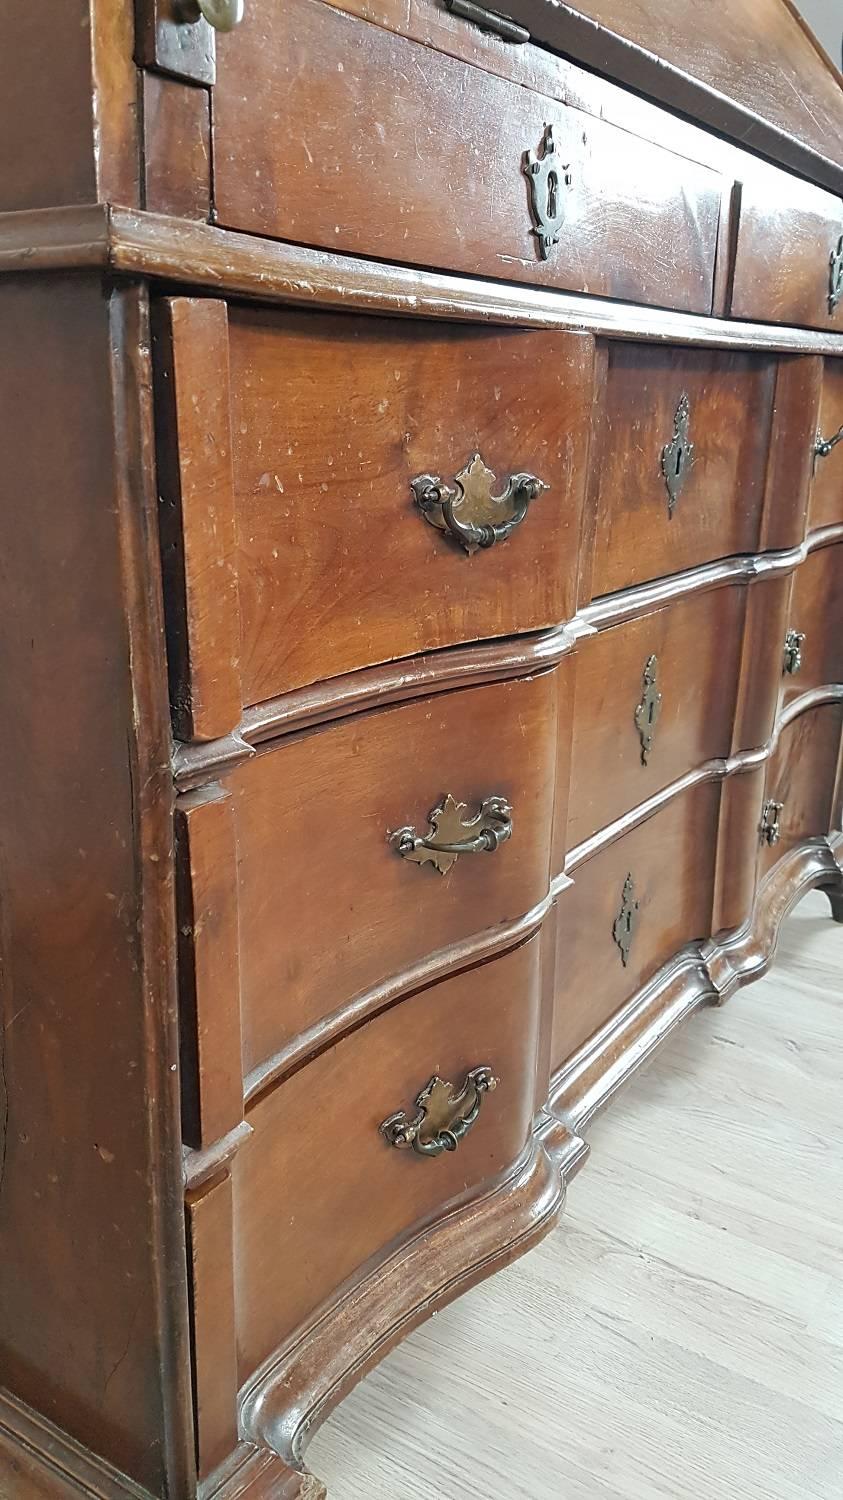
left=0, top=2, right=841, bottom=1496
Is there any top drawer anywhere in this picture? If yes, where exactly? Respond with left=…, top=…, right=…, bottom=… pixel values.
left=732, top=168, right=843, bottom=331
left=210, top=0, right=721, bottom=315
left=154, top=298, right=594, bottom=736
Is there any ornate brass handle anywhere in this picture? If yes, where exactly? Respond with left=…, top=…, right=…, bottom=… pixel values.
left=180, top=0, right=245, bottom=30
left=390, top=793, right=512, bottom=875
left=829, top=233, right=843, bottom=315
left=411, top=453, right=548, bottom=555
left=783, top=629, right=805, bottom=676
left=661, top=393, right=695, bottom=516
left=380, top=1068, right=498, bottom=1158
left=760, top=799, right=784, bottom=846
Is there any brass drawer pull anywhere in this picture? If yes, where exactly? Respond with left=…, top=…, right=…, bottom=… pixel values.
left=180, top=0, right=244, bottom=30
left=661, top=393, right=695, bottom=516
left=390, top=793, right=512, bottom=875
left=634, top=653, right=662, bottom=764
left=380, top=1068, right=498, bottom=1158
left=829, top=233, right=843, bottom=315
left=814, top=423, right=843, bottom=462
left=760, top=799, right=784, bottom=846
left=411, top=453, right=547, bottom=556
left=783, top=629, right=805, bottom=676
left=613, top=873, right=639, bottom=967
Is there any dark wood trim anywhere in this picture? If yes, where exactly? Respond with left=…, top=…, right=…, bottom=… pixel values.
left=173, top=529, right=843, bottom=789
left=493, top=0, right=843, bottom=197
left=0, top=1387, right=154, bottom=1500
left=4, top=206, right=843, bottom=354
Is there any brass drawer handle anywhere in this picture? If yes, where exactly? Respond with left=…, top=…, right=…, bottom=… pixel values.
left=380, top=1068, right=498, bottom=1158
left=829, top=233, right=843, bottom=315
left=390, top=793, right=512, bottom=875
left=634, top=653, right=662, bottom=764
left=814, top=423, right=843, bottom=462
left=783, top=629, right=805, bottom=676
left=760, top=799, right=784, bottom=846
left=661, top=393, right=695, bottom=517
left=180, top=0, right=244, bottom=30
left=411, top=453, right=547, bottom=556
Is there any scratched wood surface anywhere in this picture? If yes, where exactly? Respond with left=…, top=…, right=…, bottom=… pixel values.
left=309, top=890, right=843, bottom=1499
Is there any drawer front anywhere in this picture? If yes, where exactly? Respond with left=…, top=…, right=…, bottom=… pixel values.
left=758, top=705, right=843, bottom=882
left=588, top=345, right=776, bottom=598
left=782, top=544, right=843, bottom=706
left=231, top=936, right=543, bottom=1379
left=568, top=585, right=746, bottom=850
left=211, top=0, right=721, bottom=314
left=810, top=360, right=843, bottom=531
left=731, top=171, right=843, bottom=332
left=553, top=782, right=720, bottom=1072
left=223, top=672, right=560, bottom=1083
left=156, top=298, right=593, bottom=723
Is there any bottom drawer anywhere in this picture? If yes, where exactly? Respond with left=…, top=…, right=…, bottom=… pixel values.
left=759, top=705, right=843, bottom=881
left=552, top=782, right=721, bottom=1071
left=231, top=936, right=543, bottom=1385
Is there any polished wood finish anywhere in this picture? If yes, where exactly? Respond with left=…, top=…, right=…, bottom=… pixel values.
left=2, top=4, right=842, bottom=1498
left=225, top=672, right=560, bottom=1087
left=211, top=0, right=721, bottom=314
left=810, top=360, right=843, bottom=530
left=231, top=937, right=544, bottom=1377
left=731, top=169, right=843, bottom=332
left=567, top=586, right=745, bottom=848
left=587, top=345, right=776, bottom=598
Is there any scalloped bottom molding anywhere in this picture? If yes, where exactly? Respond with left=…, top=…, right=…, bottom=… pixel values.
left=3, top=838, right=841, bottom=1500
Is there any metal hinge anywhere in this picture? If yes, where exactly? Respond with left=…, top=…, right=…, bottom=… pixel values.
left=445, top=0, right=530, bottom=43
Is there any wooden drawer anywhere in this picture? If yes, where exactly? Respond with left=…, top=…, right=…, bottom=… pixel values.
left=731, top=169, right=843, bottom=332
left=211, top=0, right=721, bottom=314
left=782, top=543, right=843, bottom=706
left=155, top=298, right=593, bottom=730
left=810, top=360, right=843, bottom=531
left=230, top=935, right=543, bottom=1379
left=758, top=705, right=843, bottom=882
left=586, top=345, right=776, bottom=599
left=178, top=672, right=560, bottom=1107
left=552, top=782, right=720, bottom=1072
left=567, top=585, right=746, bottom=849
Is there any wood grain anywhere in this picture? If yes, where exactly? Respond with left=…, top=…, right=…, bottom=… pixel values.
left=759, top=704, right=843, bottom=881
left=143, top=72, right=211, bottom=222
left=587, top=344, right=776, bottom=598
left=211, top=0, right=721, bottom=314
left=782, top=541, right=843, bottom=707
left=223, top=671, right=561, bottom=1082
left=810, top=359, right=843, bottom=531
left=732, top=168, right=843, bottom=332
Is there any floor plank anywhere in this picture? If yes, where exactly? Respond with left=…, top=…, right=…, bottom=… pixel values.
left=309, top=890, right=843, bottom=1499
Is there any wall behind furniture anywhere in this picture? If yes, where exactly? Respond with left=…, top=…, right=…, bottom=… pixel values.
left=793, top=0, right=842, bottom=65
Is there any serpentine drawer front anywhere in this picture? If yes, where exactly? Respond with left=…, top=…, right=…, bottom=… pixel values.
left=154, top=298, right=593, bottom=721
left=4, top=5, right=843, bottom=1500
left=210, top=0, right=721, bottom=312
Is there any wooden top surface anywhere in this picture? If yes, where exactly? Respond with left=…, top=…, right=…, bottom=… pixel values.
left=497, top=0, right=843, bottom=194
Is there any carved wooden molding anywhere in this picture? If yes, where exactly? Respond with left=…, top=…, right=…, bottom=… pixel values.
left=173, top=528, right=843, bottom=786
left=227, top=835, right=843, bottom=1499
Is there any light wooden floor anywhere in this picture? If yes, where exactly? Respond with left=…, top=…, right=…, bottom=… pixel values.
left=309, top=890, right=843, bottom=1499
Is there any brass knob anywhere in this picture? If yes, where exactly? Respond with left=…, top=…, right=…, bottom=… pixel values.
left=380, top=1068, right=498, bottom=1158
left=181, top=0, right=245, bottom=31
left=411, top=453, right=547, bottom=556
left=390, top=793, right=512, bottom=875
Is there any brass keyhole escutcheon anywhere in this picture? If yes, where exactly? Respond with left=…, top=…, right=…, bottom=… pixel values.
left=829, top=232, right=843, bottom=315
left=634, top=654, right=662, bottom=764
left=523, top=125, right=572, bottom=261
left=613, top=873, right=639, bottom=967
left=661, top=393, right=695, bottom=517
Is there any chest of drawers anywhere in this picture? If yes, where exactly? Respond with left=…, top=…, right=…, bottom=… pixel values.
left=0, top=3, right=841, bottom=1497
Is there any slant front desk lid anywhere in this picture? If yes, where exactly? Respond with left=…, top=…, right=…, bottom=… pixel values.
left=493, top=0, right=843, bottom=194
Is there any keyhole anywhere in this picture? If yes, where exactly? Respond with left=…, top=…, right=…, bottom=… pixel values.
left=546, top=169, right=558, bottom=223
left=674, top=445, right=684, bottom=477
